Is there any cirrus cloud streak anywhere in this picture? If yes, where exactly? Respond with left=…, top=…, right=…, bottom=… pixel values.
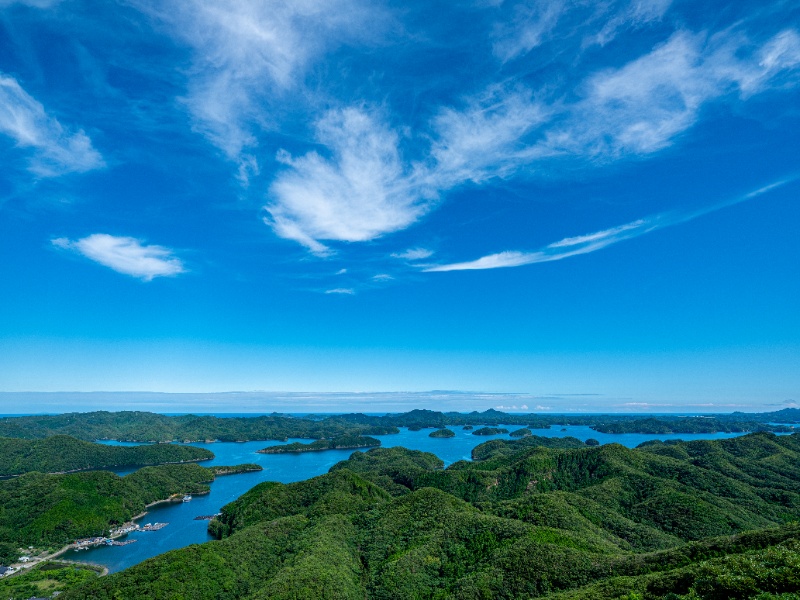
left=423, top=178, right=795, bottom=272
left=0, top=74, right=104, bottom=177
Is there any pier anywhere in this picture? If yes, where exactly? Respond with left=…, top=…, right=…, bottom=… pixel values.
left=193, top=513, right=222, bottom=520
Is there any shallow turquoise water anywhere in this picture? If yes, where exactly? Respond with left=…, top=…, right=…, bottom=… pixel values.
left=72, top=426, right=755, bottom=572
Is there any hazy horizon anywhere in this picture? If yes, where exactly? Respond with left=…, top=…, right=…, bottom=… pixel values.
left=1, top=391, right=798, bottom=415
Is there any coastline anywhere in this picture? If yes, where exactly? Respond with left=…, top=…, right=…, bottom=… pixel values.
left=140, top=489, right=212, bottom=513
left=211, top=466, right=263, bottom=476
left=11, top=490, right=213, bottom=574
left=257, top=443, right=380, bottom=454
left=8, top=466, right=254, bottom=572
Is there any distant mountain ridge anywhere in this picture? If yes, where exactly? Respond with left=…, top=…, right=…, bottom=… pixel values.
left=0, top=409, right=794, bottom=446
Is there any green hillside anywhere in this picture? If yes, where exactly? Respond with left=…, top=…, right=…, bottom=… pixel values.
left=64, top=432, right=800, bottom=599
left=0, top=435, right=213, bottom=476
left=0, top=411, right=398, bottom=442
left=0, top=463, right=260, bottom=552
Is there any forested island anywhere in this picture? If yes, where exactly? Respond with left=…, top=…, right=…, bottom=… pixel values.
left=429, top=428, right=455, bottom=438
left=0, top=408, right=794, bottom=445
left=0, top=435, right=213, bottom=476
left=257, top=435, right=381, bottom=454
left=472, top=427, right=509, bottom=435
left=59, top=431, right=800, bottom=599
left=209, top=464, right=263, bottom=476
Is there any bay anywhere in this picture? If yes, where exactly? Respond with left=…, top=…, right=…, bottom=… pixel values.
left=71, top=425, right=754, bottom=573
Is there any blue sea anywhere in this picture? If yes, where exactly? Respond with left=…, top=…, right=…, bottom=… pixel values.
left=68, top=424, right=780, bottom=573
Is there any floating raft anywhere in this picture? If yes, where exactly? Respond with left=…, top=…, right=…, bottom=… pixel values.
left=108, top=539, right=138, bottom=546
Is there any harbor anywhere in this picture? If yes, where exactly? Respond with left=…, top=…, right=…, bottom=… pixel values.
left=71, top=521, right=168, bottom=552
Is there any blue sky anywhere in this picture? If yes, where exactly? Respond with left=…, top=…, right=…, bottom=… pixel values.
left=1, top=0, right=799, bottom=413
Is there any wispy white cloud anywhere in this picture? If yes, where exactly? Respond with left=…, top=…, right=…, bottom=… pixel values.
left=268, top=25, right=798, bottom=257
left=136, top=0, right=383, bottom=182
left=419, top=26, right=800, bottom=197
left=545, top=29, right=800, bottom=158
left=0, top=74, right=103, bottom=177
left=266, top=107, right=431, bottom=254
left=491, top=0, right=672, bottom=61
left=422, top=219, right=656, bottom=272
left=547, top=220, right=648, bottom=249
left=424, top=250, right=541, bottom=272
left=491, top=0, right=567, bottom=61
left=52, top=234, right=185, bottom=281
left=335, top=268, right=348, bottom=275
left=134, top=0, right=799, bottom=259
left=324, top=287, right=355, bottom=295
left=426, top=87, right=550, bottom=186
left=424, top=177, right=795, bottom=272
left=264, top=90, right=548, bottom=254
left=392, top=247, right=434, bottom=260
left=590, top=0, right=673, bottom=47
left=372, top=273, right=393, bottom=281
left=132, top=0, right=798, bottom=260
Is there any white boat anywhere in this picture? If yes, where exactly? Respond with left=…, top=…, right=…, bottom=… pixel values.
left=182, top=495, right=191, bottom=502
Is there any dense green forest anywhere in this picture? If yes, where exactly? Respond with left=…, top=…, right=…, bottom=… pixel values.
left=0, top=463, right=257, bottom=552
left=0, top=408, right=794, bottom=443
left=258, top=435, right=381, bottom=453
left=64, top=432, right=800, bottom=599
left=0, top=562, right=100, bottom=599
left=469, top=434, right=588, bottom=460
left=0, top=435, right=213, bottom=476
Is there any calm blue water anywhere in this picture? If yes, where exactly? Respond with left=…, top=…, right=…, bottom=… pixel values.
left=71, top=426, right=769, bottom=573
